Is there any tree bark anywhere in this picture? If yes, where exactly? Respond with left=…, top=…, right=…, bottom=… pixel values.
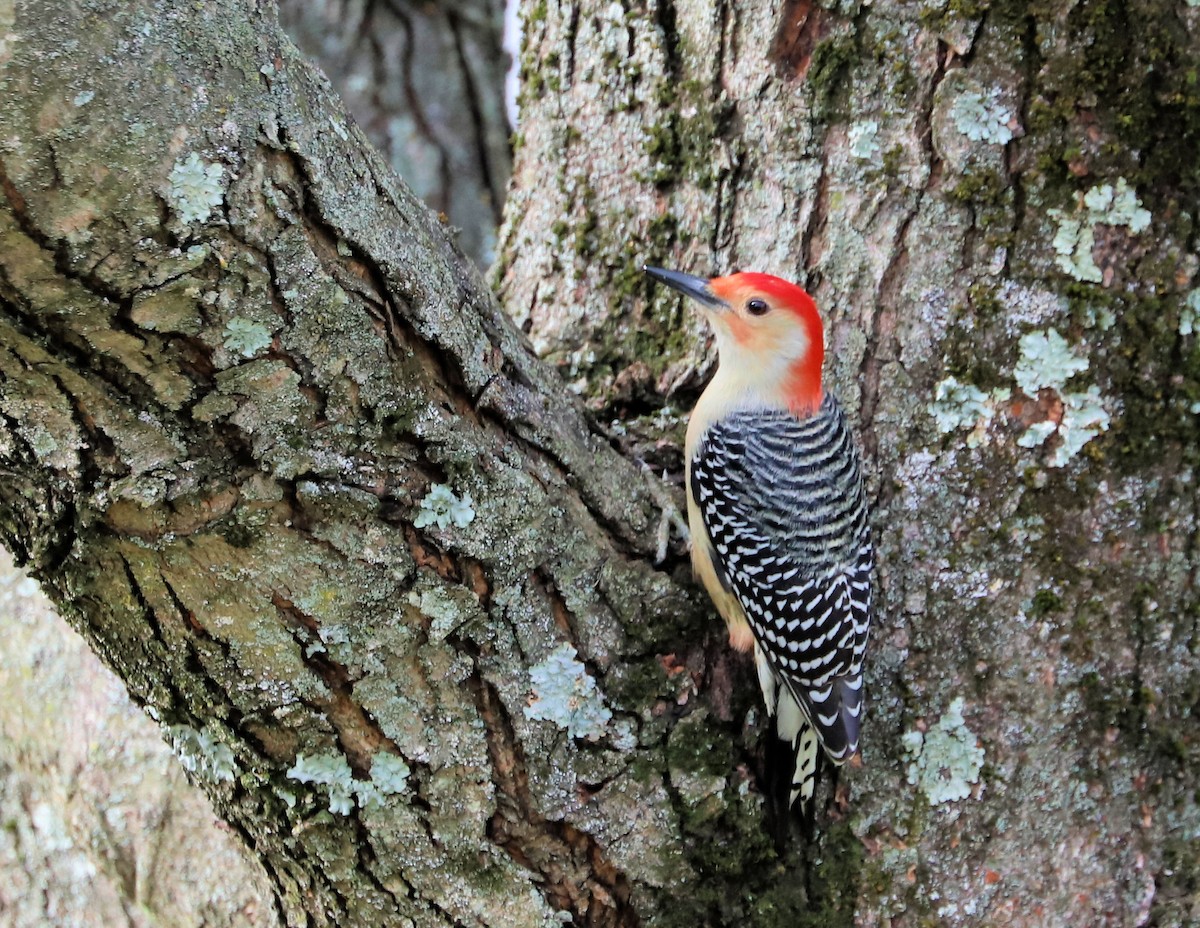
left=278, top=0, right=512, bottom=267
left=0, top=2, right=704, bottom=925
left=2, top=1, right=1199, bottom=928
left=501, top=0, right=1200, bottom=924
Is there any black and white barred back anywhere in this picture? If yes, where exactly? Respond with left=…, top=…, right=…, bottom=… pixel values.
left=690, top=392, right=873, bottom=801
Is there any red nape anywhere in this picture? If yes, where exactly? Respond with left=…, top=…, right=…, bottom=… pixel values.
left=784, top=357, right=823, bottom=416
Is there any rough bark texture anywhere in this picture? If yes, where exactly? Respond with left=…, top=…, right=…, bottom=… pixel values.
left=500, top=0, right=1200, bottom=924
left=278, top=0, right=512, bottom=267
left=2, top=0, right=1199, bottom=927
left=1, top=5, right=515, bottom=919
left=0, top=2, right=705, bottom=925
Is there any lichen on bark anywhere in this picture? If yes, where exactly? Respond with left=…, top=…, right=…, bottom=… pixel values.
left=0, top=1, right=705, bottom=924
left=499, top=0, right=1200, bottom=923
left=2, top=0, right=1199, bottom=925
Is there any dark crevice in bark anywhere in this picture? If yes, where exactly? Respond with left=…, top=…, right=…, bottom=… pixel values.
left=862, top=37, right=946, bottom=504
left=271, top=592, right=405, bottom=775
left=564, top=0, right=581, bottom=89
left=470, top=377, right=666, bottom=562
left=653, top=0, right=681, bottom=89
left=532, top=564, right=583, bottom=648
left=27, top=373, right=84, bottom=569
left=471, top=668, right=639, bottom=928
left=859, top=214, right=905, bottom=468
left=1, top=157, right=166, bottom=362
left=342, top=807, right=414, bottom=924
left=0, top=155, right=29, bottom=217
left=769, top=0, right=830, bottom=80
left=157, top=571, right=244, bottom=723
left=398, top=522, right=463, bottom=583
left=802, top=159, right=829, bottom=278
left=0, top=250, right=175, bottom=440
left=227, top=822, right=299, bottom=928
left=0, top=465, right=69, bottom=574
left=271, top=136, right=484, bottom=427
left=923, top=39, right=949, bottom=183
left=713, top=0, right=733, bottom=86
left=710, top=135, right=744, bottom=260
left=1005, top=8, right=1043, bottom=278
left=950, top=5, right=990, bottom=276
left=118, top=554, right=170, bottom=656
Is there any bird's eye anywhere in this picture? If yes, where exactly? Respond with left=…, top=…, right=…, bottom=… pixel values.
left=746, top=298, right=770, bottom=316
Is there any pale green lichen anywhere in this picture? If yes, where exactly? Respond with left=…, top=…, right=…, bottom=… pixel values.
left=1048, top=178, right=1151, bottom=283
left=371, top=753, right=411, bottom=795
left=1181, top=289, right=1199, bottom=336
left=1083, top=303, right=1116, bottom=331
left=319, top=624, right=350, bottom=646
left=948, top=87, right=1015, bottom=144
left=1013, top=329, right=1089, bottom=395
left=167, top=152, right=224, bottom=224
left=167, top=724, right=238, bottom=783
left=1055, top=390, right=1111, bottom=465
left=1049, top=213, right=1101, bottom=283
left=414, top=483, right=475, bottom=529
left=287, top=752, right=354, bottom=813
left=1016, top=421, right=1058, bottom=450
left=903, top=697, right=985, bottom=805
left=524, top=642, right=612, bottom=741
left=287, top=752, right=362, bottom=814
left=929, top=377, right=1010, bottom=447
left=222, top=318, right=273, bottom=357
left=287, top=750, right=409, bottom=812
left=305, top=622, right=350, bottom=659
left=1013, top=329, right=1111, bottom=467
left=848, top=120, right=881, bottom=161
left=1017, top=387, right=1112, bottom=467
left=72, top=89, right=94, bottom=106
left=1083, top=180, right=1152, bottom=232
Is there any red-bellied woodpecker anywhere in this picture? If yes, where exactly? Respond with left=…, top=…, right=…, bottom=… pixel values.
left=644, top=265, right=872, bottom=818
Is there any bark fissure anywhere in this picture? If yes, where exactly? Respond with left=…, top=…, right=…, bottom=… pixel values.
left=1005, top=9, right=1042, bottom=277
left=802, top=159, right=829, bottom=276
left=4, top=0, right=1198, bottom=923
left=471, top=670, right=638, bottom=928
left=156, top=570, right=245, bottom=719
left=272, top=593, right=399, bottom=774
left=769, top=0, right=830, bottom=80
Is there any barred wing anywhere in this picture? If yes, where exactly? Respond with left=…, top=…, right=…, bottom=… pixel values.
left=690, top=394, right=872, bottom=762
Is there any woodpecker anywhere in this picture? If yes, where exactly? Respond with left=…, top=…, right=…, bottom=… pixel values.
left=643, top=265, right=872, bottom=819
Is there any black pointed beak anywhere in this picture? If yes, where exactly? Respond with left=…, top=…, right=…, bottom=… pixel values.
left=643, top=265, right=728, bottom=309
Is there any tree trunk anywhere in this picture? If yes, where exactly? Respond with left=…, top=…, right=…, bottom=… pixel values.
left=278, top=0, right=512, bottom=267
left=501, top=0, right=1200, bottom=923
left=0, top=2, right=699, bottom=925
left=2, top=2, right=1198, bottom=928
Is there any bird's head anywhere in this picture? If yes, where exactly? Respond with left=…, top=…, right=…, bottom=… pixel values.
left=643, top=265, right=824, bottom=415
